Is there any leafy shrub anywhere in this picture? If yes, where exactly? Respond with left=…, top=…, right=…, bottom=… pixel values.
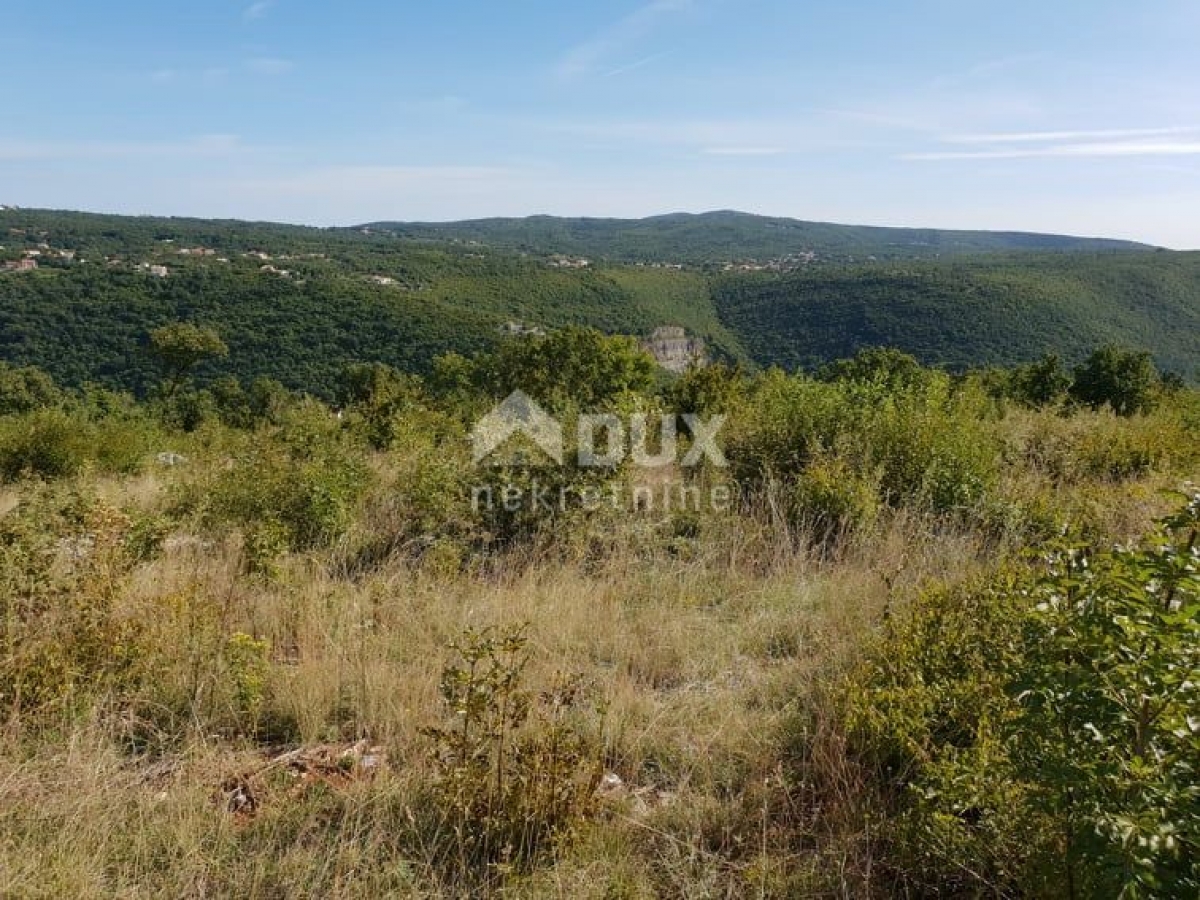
left=1008, top=353, right=1071, bottom=408
left=1015, top=409, right=1181, bottom=484
left=0, top=408, right=91, bottom=481
left=789, top=455, right=880, bottom=542
left=667, top=361, right=748, bottom=414
left=347, top=409, right=479, bottom=570
left=866, top=379, right=997, bottom=511
left=336, top=362, right=426, bottom=450
left=242, top=518, right=292, bottom=577
left=124, top=511, right=171, bottom=562
left=727, top=369, right=998, bottom=518
left=0, top=406, right=156, bottom=482
left=188, top=402, right=371, bottom=552
left=0, top=489, right=146, bottom=720
left=1072, top=418, right=1165, bottom=481
left=1012, top=497, right=1200, bottom=898
left=438, top=326, right=657, bottom=411
left=818, top=346, right=931, bottom=393
left=422, top=626, right=603, bottom=879
left=840, top=496, right=1200, bottom=897
left=225, top=632, right=271, bottom=729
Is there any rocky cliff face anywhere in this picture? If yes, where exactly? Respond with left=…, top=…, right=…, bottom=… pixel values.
left=642, top=326, right=706, bottom=374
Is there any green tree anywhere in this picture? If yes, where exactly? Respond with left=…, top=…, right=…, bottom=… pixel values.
left=147, top=323, right=229, bottom=397
left=1070, top=345, right=1160, bottom=416
left=818, top=347, right=929, bottom=393
left=667, top=361, right=747, bottom=414
left=0, top=362, right=60, bottom=415
left=336, top=362, right=425, bottom=449
left=465, top=326, right=656, bottom=410
left=1010, top=353, right=1071, bottom=408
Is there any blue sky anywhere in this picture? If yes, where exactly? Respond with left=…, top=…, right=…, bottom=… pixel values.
left=2, top=0, right=1199, bottom=246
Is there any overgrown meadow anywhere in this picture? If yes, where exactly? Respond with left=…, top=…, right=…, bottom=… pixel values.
left=1, top=330, right=1197, bottom=898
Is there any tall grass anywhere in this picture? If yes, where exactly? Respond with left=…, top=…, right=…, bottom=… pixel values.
left=1, top=387, right=1196, bottom=897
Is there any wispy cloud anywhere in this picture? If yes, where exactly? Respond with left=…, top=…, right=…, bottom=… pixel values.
left=550, top=116, right=859, bottom=155
left=246, top=57, right=293, bottom=76
left=702, top=146, right=786, bottom=157
left=905, top=140, right=1200, bottom=161
left=604, top=51, right=672, bottom=78
left=904, top=125, right=1200, bottom=161
left=943, top=126, right=1200, bottom=144
left=240, top=165, right=517, bottom=194
left=243, top=2, right=272, bottom=21
left=558, top=0, right=692, bottom=79
left=0, top=134, right=246, bottom=162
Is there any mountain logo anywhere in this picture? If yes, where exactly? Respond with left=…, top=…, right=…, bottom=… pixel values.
left=471, top=391, right=564, bottom=466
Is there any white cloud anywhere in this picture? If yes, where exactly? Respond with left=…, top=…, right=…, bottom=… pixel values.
left=943, top=126, right=1200, bottom=144
left=558, top=0, right=693, bottom=78
left=242, top=165, right=514, bottom=192
left=702, top=146, right=786, bottom=157
left=0, top=134, right=245, bottom=162
left=604, top=51, right=672, bottom=78
left=548, top=115, right=866, bottom=155
left=243, top=2, right=272, bottom=21
left=221, top=165, right=541, bottom=224
left=905, top=140, right=1200, bottom=161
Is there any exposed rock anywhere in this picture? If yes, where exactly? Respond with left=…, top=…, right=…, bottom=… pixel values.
left=642, top=326, right=706, bottom=374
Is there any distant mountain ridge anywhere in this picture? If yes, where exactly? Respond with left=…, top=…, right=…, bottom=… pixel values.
left=362, top=210, right=1155, bottom=263
left=1, top=207, right=1194, bottom=396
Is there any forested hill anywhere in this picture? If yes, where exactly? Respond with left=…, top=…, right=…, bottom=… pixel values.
left=362, top=211, right=1155, bottom=264
left=714, top=253, right=1200, bottom=377
left=1, top=207, right=1196, bottom=396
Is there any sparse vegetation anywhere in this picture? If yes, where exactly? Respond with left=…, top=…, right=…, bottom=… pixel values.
left=1, top=329, right=1196, bottom=897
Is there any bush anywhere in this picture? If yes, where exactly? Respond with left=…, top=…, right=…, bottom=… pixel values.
left=347, top=409, right=479, bottom=570
left=839, top=496, right=1200, bottom=897
left=866, top=378, right=997, bottom=511
left=789, top=455, right=880, bottom=543
left=183, top=402, right=371, bottom=552
left=422, top=626, right=603, bottom=881
left=727, top=369, right=998, bottom=518
left=0, top=405, right=157, bottom=482
left=336, top=362, right=427, bottom=450
left=1008, top=353, right=1071, bottom=408
left=440, top=326, right=657, bottom=411
left=0, top=489, right=146, bottom=720
left=1012, top=497, right=1200, bottom=897
left=0, top=408, right=91, bottom=481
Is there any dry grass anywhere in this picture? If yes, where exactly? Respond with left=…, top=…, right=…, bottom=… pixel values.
left=0, top=490, right=996, bottom=897
left=1, top=437, right=1190, bottom=897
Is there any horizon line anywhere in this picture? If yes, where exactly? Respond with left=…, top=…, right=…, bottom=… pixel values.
left=0, top=202, right=1186, bottom=251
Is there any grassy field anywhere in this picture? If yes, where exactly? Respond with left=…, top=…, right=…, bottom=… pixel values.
left=2, top=344, right=1197, bottom=896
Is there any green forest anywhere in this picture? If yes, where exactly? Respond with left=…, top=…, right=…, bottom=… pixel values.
left=2, top=209, right=1197, bottom=397
left=364, top=210, right=1154, bottom=262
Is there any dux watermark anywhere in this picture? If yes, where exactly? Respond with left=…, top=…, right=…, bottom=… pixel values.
left=469, top=391, right=732, bottom=515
